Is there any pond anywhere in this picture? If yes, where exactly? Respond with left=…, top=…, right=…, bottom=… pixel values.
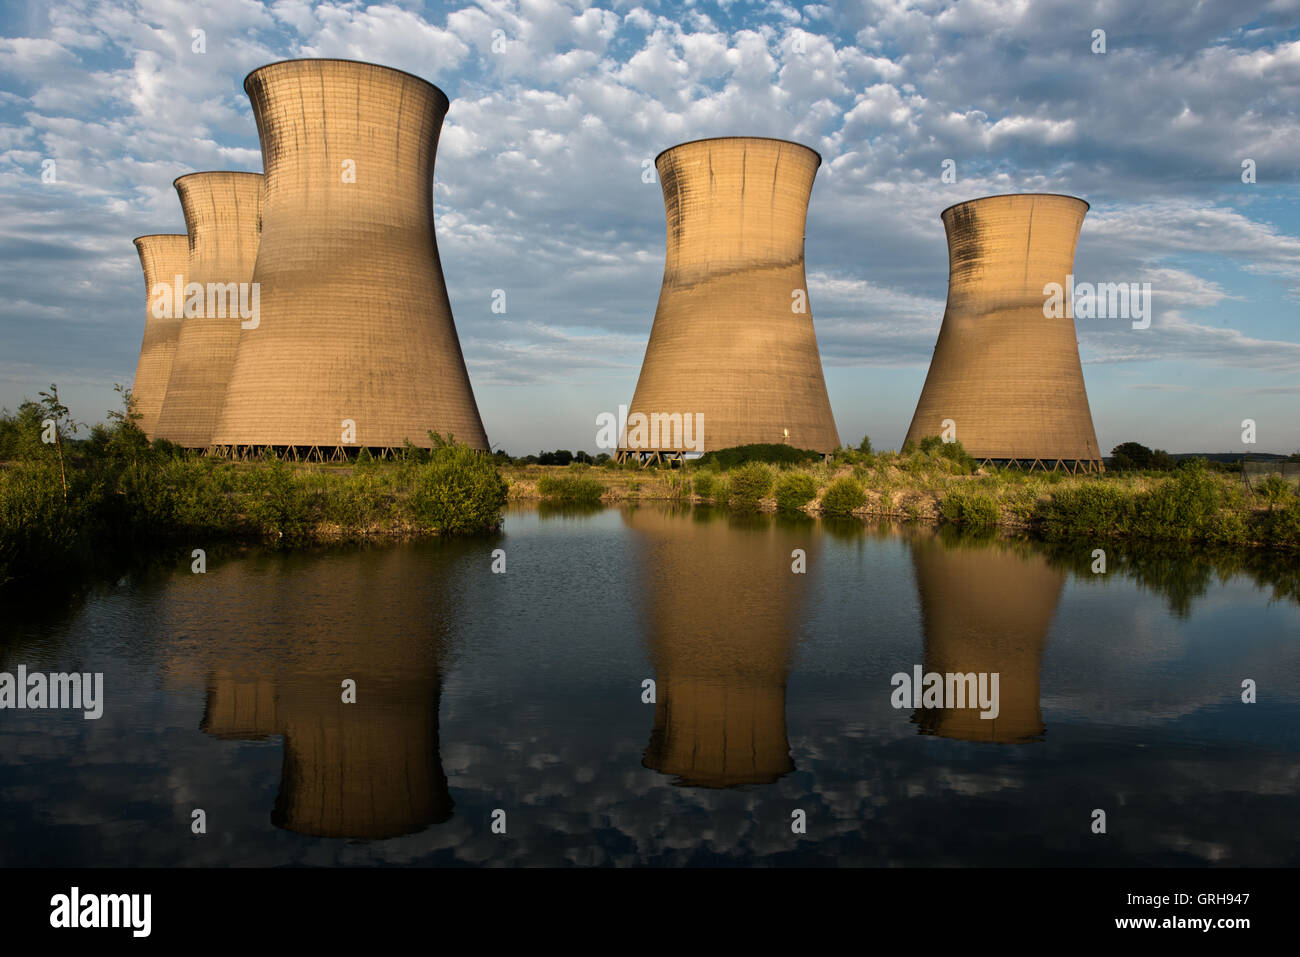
left=1, top=504, right=1297, bottom=866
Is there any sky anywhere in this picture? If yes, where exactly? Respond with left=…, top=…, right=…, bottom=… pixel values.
left=1, top=0, right=1298, bottom=456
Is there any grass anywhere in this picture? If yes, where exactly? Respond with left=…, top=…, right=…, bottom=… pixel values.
left=536, top=473, right=605, bottom=504
left=0, top=394, right=510, bottom=588
left=498, top=442, right=1300, bottom=551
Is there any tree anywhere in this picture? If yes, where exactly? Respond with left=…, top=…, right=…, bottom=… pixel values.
left=1109, top=441, right=1154, bottom=471
left=858, top=434, right=872, bottom=454
left=37, top=383, right=78, bottom=502
left=1150, top=449, right=1175, bottom=471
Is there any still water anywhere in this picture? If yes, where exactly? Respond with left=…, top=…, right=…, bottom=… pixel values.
left=1, top=504, right=1297, bottom=866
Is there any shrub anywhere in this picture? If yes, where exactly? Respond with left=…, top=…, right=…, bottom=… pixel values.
left=728, top=462, right=773, bottom=507
left=695, top=444, right=822, bottom=469
left=1035, top=482, right=1137, bottom=539
left=0, top=461, right=89, bottom=584
left=1135, top=462, right=1233, bottom=541
left=1263, top=496, right=1300, bottom=548
left=1255, top=474, right=1293, bottom=509
left=820, top=476, right=865, bottom=515
left=916, top=435, right=977, bottom=474
left=692, top=470, right=717, bottom=501
left=408, top=443, right=510, bottom=533
left=940, top=486, right=1000, bottom=527
left=774, top=472, right=818, bottom=511
left=321, top=470, right=391, bottom=531
left=537, top=473, right=604, bottom=504
left=242, top=458, right=315, bottom=538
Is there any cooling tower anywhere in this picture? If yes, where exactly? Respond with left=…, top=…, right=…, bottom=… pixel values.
left=153, top=172, right=264, bottom=449
left=211, top=58, right=488, bottom=454
left=130, top=234, right=188, bottom=440
left=618, top=137, right=839, bottom=461
left=910, top=536, right=1062, bottom=743
left=904, top=193, right=1102, bottom=471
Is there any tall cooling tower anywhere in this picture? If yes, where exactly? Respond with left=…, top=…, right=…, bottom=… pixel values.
left=618, top=137, right=839, bottom=461
left=904, top=193, right=1102, bottom=471
left=154, top=171, right=264, bottom=449
left=211, top=58, right=488, bottom=454
left=130, top=234, right=188, bottom=440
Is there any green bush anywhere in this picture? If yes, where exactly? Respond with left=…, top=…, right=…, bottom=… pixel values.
left=774, top=472, right=818, bottom=511
left=696, top=444, right=822, bottom=469
left=1135, top=462, right=1236, bottom=541
left=692, top=470, right=717, bottom=501
left=728, top=462, right=773, bottom=507
left=940, top=486, right=1000, bottom=527
left=0, top=400, right=54, bottom=463
left=536, top=473, right=604, bottom=504
left=1035, top=482, right=1137, bottom=538
left=242, top=458, right=315, bottom=538
left=820, top=476, right=865, bottom=515
left=1036, top=465, right=1246, bottom=545
left=1255, top=475, right=1293, bottom=508
left=0, top=460, right=89, bottom=584
left=321, top=470, right=391, bottom=531
left=1264, top=496, right=1300, bottom=548
left=917, top=435, right=977, bottom=474
left=408, top=443, right=509, bottom=533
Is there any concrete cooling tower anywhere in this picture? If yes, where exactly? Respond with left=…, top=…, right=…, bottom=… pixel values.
left=154, top=171, right=264, bottom=449
left=130, top=234, right=188, bottom=440
left=211, top=58, right=488, bottom=455
left=903, top=194, right=1103, bottom=471
left=618, top=137, right=839, bottom=463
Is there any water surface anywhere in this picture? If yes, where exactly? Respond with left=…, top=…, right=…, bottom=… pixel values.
left=1, top=504, right=1297, bottom=866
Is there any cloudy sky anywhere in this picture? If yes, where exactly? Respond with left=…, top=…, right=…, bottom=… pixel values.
left=1, top=0, right=1298, bottom=454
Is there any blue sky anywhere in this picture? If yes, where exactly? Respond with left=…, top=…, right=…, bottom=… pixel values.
left=1, top=0, right=1298, bottom=454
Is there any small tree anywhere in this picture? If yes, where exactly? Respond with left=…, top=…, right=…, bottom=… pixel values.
left=1110, top=441, right=1154, bottom=471
left=37, top=383, right=78, bottom=502
left=858, top=434, right=872, bottom=454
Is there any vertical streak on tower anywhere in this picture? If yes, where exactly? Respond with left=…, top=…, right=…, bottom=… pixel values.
left=904, top=193, right=1101, bottom=468
left=620, top=137, right=840, bottom=456
left=130, top=234, right=188, bottom=440
left=211, top=58, right=488, bottom=452
left=154, top=172, right=264, bottom=449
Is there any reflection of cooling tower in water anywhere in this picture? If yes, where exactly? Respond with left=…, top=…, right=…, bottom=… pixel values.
left=130, top=234, right=188, bottom=440
left=910, top=536, right=1063, bottom=742
left=904, top=194, right=1102, bottom=470
left=628, top=509, right=808, bottom=786
left=202, top=672, right=449, bottom=838
left=154, top=172, right=264, bottom=448
left=186, top=546, right=461, bottom=838
left=619, top=137, right=839, bottom=456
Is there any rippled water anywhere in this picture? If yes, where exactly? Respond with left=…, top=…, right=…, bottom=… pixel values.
left=1, top=504, right=1297, bottom=866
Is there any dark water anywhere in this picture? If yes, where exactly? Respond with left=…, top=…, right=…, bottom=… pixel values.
left=1, top=504, right=1297, bottom=866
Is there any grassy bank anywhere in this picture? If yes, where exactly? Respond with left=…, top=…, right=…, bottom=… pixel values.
left=504, top=441, right=1300, bottom=550
left=0, top=392, right=508, bottom=587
